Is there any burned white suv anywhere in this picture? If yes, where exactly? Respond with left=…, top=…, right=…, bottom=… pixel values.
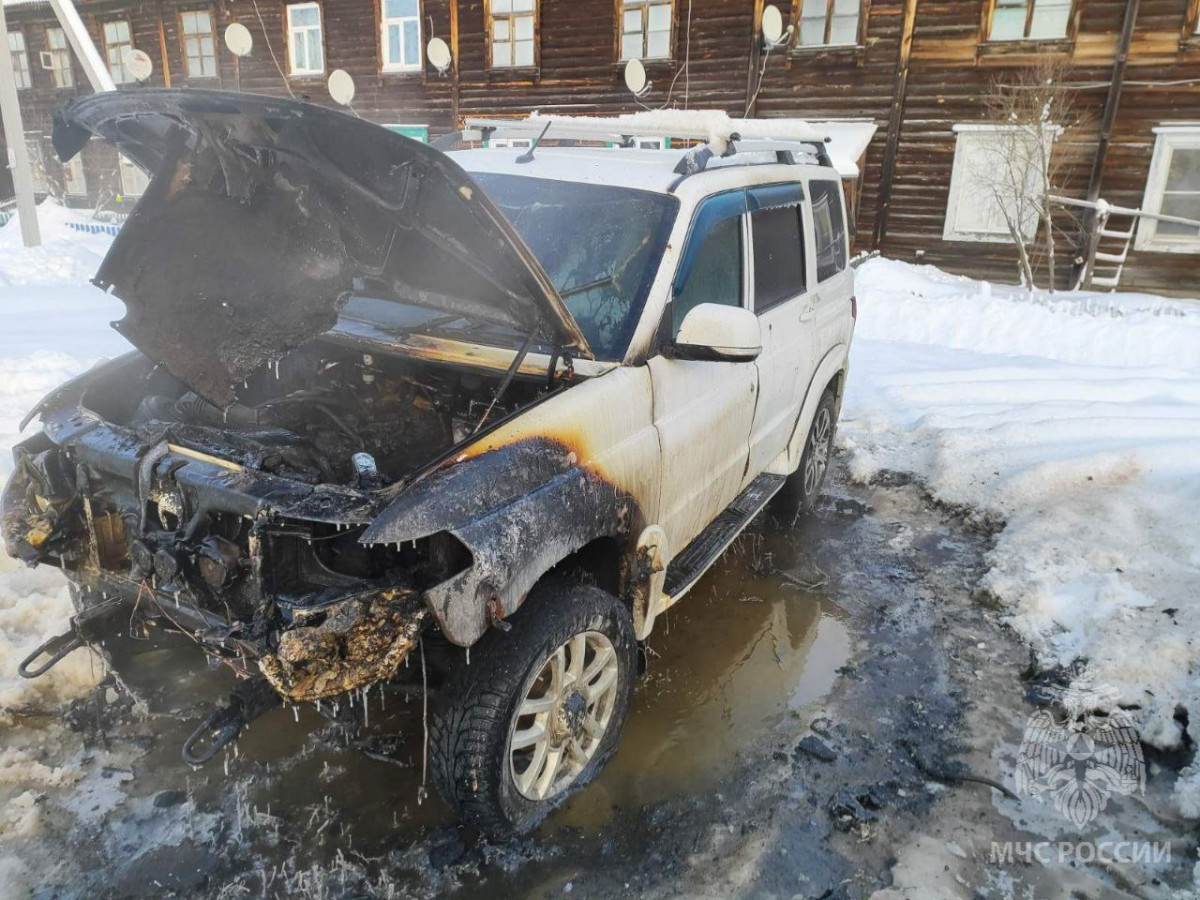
left=3, top=91, right=855, bottom=835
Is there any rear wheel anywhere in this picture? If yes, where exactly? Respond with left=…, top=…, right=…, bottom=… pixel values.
left=776, top=387, right=838, bottom=516
left=429, top=580, right=636, bottom=836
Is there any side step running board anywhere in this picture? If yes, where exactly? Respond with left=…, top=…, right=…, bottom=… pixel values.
left=662, top=473, right=786, bottom=599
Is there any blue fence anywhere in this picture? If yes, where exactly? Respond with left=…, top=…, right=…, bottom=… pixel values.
left=66, top=221, right=124, bottom=237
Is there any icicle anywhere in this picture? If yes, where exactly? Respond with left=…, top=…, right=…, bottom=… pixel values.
left=293, top=705, right=300, bottom=723
left=466, top=647, right=470, bottom=666
left=362, top=686, right=369, bottom=728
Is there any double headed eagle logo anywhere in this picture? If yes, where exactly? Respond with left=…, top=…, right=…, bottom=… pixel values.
left=1016, top=673, right=1145, bottom=829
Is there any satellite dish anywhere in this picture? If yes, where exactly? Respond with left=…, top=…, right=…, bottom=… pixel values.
left=427, top=37, right=452, bottom=74
left=224, top=23, right=253, bottom=58
left=328, top=69, right=356, bottom=106
left=624, top=58, right=650, bottom=98
left=125, top=48, right=153, bottom=82
left=761, top=5, right=792, bottom=46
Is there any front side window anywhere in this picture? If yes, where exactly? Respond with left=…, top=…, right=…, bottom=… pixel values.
left=988, top=0, right=1073, bottom=42
left=1136, top=129, right=1200, bottom=253
left=673, top=215, right=743, bottom=334
left=620, top=0, right=672, bottom=61
left=8, top=32, right=30, bottom=90
left=810, top=181, right=848, bottom=281
left=381, top=0, right=421, bottom=70
left=490, top=0, right=536, bottom=68
left=46, top=28, right=74, bottom=88
left=798, top=0, right=861, bottom=48
left=181, top=9, right=218, bottom=78
left=751, top=206, right=805, bottom=310
left=102, top=20, right=134, bottom=84
left=472, top=174, right=678, bottom=360
left=287, top=3, right=324, bottom=75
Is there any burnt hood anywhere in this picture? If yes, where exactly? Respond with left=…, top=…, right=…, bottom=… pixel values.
left=53, top=90, right=591, bottom=407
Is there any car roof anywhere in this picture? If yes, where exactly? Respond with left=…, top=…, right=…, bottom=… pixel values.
left=450, top=146, right=832, bottom=196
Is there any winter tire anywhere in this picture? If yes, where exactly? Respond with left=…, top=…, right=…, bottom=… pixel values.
left=429, top=580, right=637, bottom=836
left=776, top=387, right=838, bottom=516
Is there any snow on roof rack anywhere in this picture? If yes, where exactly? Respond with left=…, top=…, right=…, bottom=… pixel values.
left=460, top=112, right=835, bottom=175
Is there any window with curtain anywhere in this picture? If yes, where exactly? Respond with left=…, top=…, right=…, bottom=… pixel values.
left=381, top=0, right=421, bottom=70
left=286, top=3, right=324, bottom=75
left=620, top=0, right=671, bottom=61
left=491, top=0, right=536, bottom=68
left=46, top=28, right=74, bottom=88
left=181, top=10, right=218, bottom=78
left=797, top=0, right=861, bottom=48
left=102, top=20, right=135, bottom=84
left=988, top=0, right=1073, bottom=41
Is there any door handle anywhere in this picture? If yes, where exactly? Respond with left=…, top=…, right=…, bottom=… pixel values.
left=799, top=307, right=815, bottom=322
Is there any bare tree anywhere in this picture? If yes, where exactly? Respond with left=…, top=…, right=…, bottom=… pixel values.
left=975, top=56, right=1082, bottom=292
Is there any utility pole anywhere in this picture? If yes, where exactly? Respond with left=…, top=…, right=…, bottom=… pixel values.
left=0, top=2, right=41, bottom=247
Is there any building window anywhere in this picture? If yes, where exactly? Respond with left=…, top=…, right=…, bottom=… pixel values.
left=490, top=0, right=536, bottom=69
left=180, top=9, right=218, bottom=78
left=943, top=125, right=1046, bottom=243
left=988, top=0, right=1073, bottom=42
left=63, top=155, right=87, bottom=197
left=26, top=139, right=47, bottom=193
left=45, top=28, right=74, bottom=88
left=620, top=0, right=671, bottom=61
left=1136, top=128, right=1200, bottom=254
left=102, top=20, right=135, bottom=84
left=798, top=0, right=861, bottom=48
left=286, top=3, right=324, bottom=75
left=8, top=32, right=31, bottom=90
left=118, top=154, right=150, bottom=199
left=381, top=0, right=421, bottom=70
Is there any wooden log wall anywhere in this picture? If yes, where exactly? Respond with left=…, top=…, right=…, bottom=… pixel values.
left=2, top=0, right=1198, bottom=294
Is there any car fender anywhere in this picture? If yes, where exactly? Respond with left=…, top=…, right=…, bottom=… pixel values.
left=773, top=342, right=849, bottom=475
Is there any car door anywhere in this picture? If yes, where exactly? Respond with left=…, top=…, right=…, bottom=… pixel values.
left=649, top=190, right=758, bottom=554
left=806, top=178, right=854, bottom=364
left=744, top=182, right=817, bottom=478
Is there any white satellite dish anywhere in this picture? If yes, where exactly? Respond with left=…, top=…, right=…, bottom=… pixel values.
left=624, top=58, right=650, bottom=98
left=328, top=69, right=356, bottom=106
left=427, top=37, right=452, bottom=73
left=761, top=5, right=792, bottom=46
left=125, top=48, right=153, bottom=82
left=224, top=23, right=253, bottom=58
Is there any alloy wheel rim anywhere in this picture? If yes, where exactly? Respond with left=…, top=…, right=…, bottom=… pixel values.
left=803, top=407, right=832, bottom=496
left=509, top=631, right=620, bottom=801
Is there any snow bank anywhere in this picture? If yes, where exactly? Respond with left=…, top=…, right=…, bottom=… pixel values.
left=841, top=259, right=1200, bottom=815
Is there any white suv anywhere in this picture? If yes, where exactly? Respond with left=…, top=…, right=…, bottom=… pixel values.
left=5, top=92, right=855, bottom=836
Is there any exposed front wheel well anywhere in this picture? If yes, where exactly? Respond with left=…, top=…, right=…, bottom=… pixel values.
left=544, top=536, right=625, bottom=601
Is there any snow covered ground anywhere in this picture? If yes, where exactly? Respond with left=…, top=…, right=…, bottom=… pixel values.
left=841, top=258, right=1200, bottom=817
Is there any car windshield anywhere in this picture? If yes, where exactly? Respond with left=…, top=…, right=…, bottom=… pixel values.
left=469, top=173, right=678, bottom=361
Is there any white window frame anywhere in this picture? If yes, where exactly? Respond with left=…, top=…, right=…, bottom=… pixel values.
left=620, top=0, right=672, bottom=61
left=286, top=2, right=325, bottom=76
left=380, top=0, right=421, bottom=71
left=987, top=0, right=1074, bottom=43
left=489, top=0, right=537, bottom=69
left=119, top=154, right=150, bottom=199
left=943, top=123, right=1054, bottom=244
left=1135, top=126, right=1200, bottom=254
left=45, top=27, right=74, bottom=89
left=102, top=20, right=135, bottom=85
left=63, top=155, right=87, bottom=197
left=180, top=9, right=219, bottom=79
left=9, top=31, right=31, bottom=90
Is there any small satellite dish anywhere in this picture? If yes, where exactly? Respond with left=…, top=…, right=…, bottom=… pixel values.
left=761, top=5, right=792, bottom=46
left=624, top=58, right=650, bottom=98
left=125, top=48, right=153, bottom=82
left=328, top=69, right=356, bottom=106
left=427, top=37, right=452, bottom=74
left=224, top=23, right=253, bottom=58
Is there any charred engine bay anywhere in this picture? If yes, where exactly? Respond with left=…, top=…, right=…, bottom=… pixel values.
left=3, top=342, right=552, bottom=718
left=89, top=341, right=543, bottom=490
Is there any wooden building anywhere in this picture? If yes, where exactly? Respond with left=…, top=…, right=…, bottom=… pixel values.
left=2, top=0, right=1198, bottom=294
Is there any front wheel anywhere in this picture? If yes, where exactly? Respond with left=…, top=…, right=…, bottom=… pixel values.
left=429, top=581, right=636, bottom=836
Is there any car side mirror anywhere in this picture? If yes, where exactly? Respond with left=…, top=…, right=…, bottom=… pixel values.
left=670, top=304, right=761, bottom=362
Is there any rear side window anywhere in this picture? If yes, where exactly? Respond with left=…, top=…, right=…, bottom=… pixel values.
left=811, top=181, right=848, bottom=282
left=751, top=205, right=805, bottom=311
left=672, top=215, right=743, bottom=334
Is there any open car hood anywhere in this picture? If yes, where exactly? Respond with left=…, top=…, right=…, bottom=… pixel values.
left=53, top=90, right=591, bottom=407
